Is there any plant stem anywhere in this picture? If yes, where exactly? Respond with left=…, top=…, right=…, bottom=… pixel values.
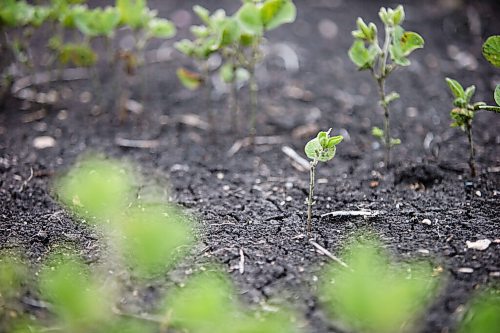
left=375, top=24, right=393, bottom=168
left=229, top=74, right=239, bottom=131
left=466, top=122, right=476, bottom=177
left=202, top=62, right=215, bottom=140
left=377, top=77, right=391, bottom=167
left=248, top=38, right=260, bottom=144
left=306, top=159, right=318, bottom=239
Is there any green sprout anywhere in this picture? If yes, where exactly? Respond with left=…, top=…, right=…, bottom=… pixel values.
left=304, top=129, right=343, bottom=238
left=320, top=236, right=440, bottom=333
left=459, top=289, right=500, bottom=333
left=348, top=5, right=424, bottom=167
left=444, top=35, right=500, bottom=177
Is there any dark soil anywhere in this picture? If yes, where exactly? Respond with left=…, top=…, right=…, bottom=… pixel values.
left=1, top=0, right=499, bottom=332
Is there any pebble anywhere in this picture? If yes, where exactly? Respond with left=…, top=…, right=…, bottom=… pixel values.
left=33, top=136, right=56, bottom=149
left=417, top=249, right=430, bottom=255
left=466, top=239, right=491, bottom=251
left=475, top=190, right=481, bottom=197
left=457, top=267, right=474, bottom=274
left=421, top=218, right=432, bottom=225
left=216, top=172, right=224, bottom=180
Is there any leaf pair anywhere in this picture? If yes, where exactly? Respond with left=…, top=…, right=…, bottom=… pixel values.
left=305, top=129, right=343, bottom=162
left=236, top=0, right=297, bottom=36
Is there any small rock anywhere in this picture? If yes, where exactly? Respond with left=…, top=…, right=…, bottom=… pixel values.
left=489, top=272, right=500, bottom=278
left=475, top=190, right=481, bottom=197
left=370, top=180, right=379, bottom=188
left=417, top=249, right=430, bottom=255
left=33, top=136, right=56, bottom=149
left=216, top=172, right=224, bottom=180
left=457, top=267, right=474, bottom=274
left=466, top=239, right=491, bottom=251
left=421, top=218, right=432, bottom=225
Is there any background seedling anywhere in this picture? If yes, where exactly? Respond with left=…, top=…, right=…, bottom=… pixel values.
left=444, top=35, right=500, bottom=177
left=348, top=5, right=424, bottom=167
left=320, top=235, right=440, bottom=333
left=304, top=129, right=343, bottom=238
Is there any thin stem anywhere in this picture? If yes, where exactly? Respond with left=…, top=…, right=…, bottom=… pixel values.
left=466, top=122, right=476, bottom=177
left=306, top=159, right=318, bottom=239
left=374, top=24, right=393, bottom=168
left=202, top=62, right=215, bottom=139
left=476, top=105, right=500, bottom=113
left=377, top=77, right=391, bottom=167
left=248, top=37, right=261, bottom=144
left=229, top=72, right=239, bottom=132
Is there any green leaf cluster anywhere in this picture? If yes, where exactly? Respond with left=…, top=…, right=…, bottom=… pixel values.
left=459, top=290, right=500, bottom=333
left=305, top=129, right=343, bottom=162
left=320, top=236, right=439, bottom=333
left=175, top=0, right=296, bottom=90
left=482, top=35, right=500, bottom=68
left=164, top=270, right=301, bottom=333
left=348, top=5, right=424, bottom=72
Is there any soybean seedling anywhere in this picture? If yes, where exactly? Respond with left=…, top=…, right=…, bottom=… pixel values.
left=444, top=35, right=500, bottom=177
left=348, top=5, right=424, bottom=167
left=304, top=129, right=343, bottom=237
left=175, top=6, right=233, bottom=133
left=234, top=0, right=296, bottom=140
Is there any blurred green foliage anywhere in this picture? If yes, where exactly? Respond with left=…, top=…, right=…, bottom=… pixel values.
left=320, top=236, right=440, bottom=333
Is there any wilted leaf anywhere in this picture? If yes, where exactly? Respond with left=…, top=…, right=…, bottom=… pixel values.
left=482, top=35, right=500, bottom=68
left=176, top=68, right=203, bottom=90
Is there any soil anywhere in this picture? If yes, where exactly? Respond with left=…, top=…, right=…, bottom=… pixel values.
left=1, top=0, right=499, bottom=332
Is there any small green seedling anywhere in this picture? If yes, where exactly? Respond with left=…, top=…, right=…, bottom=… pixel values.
left=320, top=236, right=440, bottom=333
left=445, top=35, right=500, bottom=177
left=348, top=5, right=424, bottom=167
left=304, top=129, right=343, bottom=237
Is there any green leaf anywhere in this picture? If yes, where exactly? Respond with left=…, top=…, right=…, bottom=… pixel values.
left=320, top=237, right=439, bottom=333
left=117, top=0, right=148, bottom=30
left=56, top=157, right=133, bottom=220
left=445, top=78, right=465, bottom=99
left=236, top=2, right=263, bottom=35
left=165, top=271, right=237, bottom=333
left=174, top=39, right=195, bottom=57
left=390, top=138, right=401, bottom=146
left=220, top=63, right=235, bottom=83
left=40, top=256, right=110, bottom=330
left=120, top=203, right=192, bottom=278
left=392, top=5, right=405, bottom=25
left=459, top=291, right=500, bottom=333
left=384, top=91, right=400, bottom=105
left=482, top=35, right=500, bottom=67
left=219, top=18, right=240, bottom=46
left=176, top=68, right=202, bottom=90
left=260, top=0, right=296, bottom=31
left=74, top=7, right=120, bottom=38
left=464, top=85, right=476, bottom=104
left=372, top=126, right=384, bottom=139
left=399, top=31, right=424, bottom=56
left=58, top=43, right=97, bottom=67
left=305, top=130, right=342, bottom=162
left=193, top=5, right=210, bottom=25
left=147, top=18, right=176, bottom=39
left=348, top=40, right=378, bottom=70
left=495, top=84, right=500, bottom=106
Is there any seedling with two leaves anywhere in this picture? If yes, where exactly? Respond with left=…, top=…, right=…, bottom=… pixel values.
left=304, top=129, right=343, bottom=238
left=445, top=35, right=500, bottom=177
left=348, top=5, right=424, bottom=167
